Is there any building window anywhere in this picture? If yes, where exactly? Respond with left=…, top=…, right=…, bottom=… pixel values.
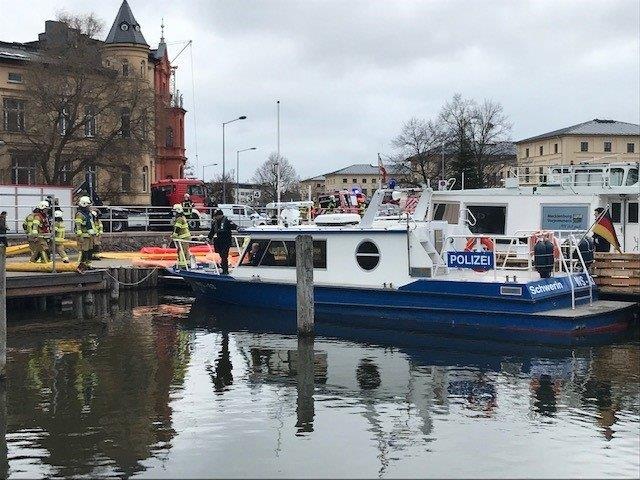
left=524, top=167, right=530, bottom=183
left=362, top=178, right=367, bottom=183
left=554, top=143, right=558, bottom=154
left=84, top=106, right=96, bottom=137
left=539, top=146, right=543, bottom=156
left=580, top=141, right=588, bottom=152
left=121, top=165, right=131, bottom=191
left=8, top=72, right=22, bottom=83
left=166, top=126, right=174, bottom=147
left=628, top=143, right=635, bottom=154
left=342, top=178, right=347, bottom=183
left=10, top=153, right=36, bottom=185
left=355, top=240, right=380, bottom=271
left=120, top=108, right=130, bottom=138
left=539, top=166, right=546, bottom=184
left=122, top=60, right=129, bottom=77
left=57, top=106, right=69, bottom=136
left=3, top=98, right=26, bottom=132
left=142, top=165, right=149, bottom=192
left=60, top=161, right=73, bottom=185
left=604, top=141, right=612, bottom=153
left=140, top=60, right=146, bottom=77
left=525, top=148, right=529, bottom=158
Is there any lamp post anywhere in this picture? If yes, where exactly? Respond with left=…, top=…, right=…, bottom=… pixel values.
left=202, top=163, right=218, bottom=183
left=236, top=147, right=257, bottom=203
left=222, top=115, right=247, bottom=203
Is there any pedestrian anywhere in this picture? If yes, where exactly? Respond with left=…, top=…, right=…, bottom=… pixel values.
left=208, top=209, right=237, bottom=274
left=0, top=211, right=8, bottom=247
left=91, top=209, right=104, bottom=260
left=30, top=200, right=51, bottom=263
left=53, top=210, right=70, bottom=263
left=75, top=196, right=95, bottom=272
left=171, top=203, right=191, bottom=268
left=182, top=193, right=194, bottom=218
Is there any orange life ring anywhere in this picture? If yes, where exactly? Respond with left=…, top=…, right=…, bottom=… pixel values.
left=465, top=236, right=494, bottom=252
left=528, top=230, right=560, bottom=259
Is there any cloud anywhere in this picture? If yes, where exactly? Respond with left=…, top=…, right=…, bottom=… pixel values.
left=1, top=0, right=638, bottom=180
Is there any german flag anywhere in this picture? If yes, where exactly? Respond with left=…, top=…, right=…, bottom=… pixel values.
left=593, top=208, right=621, bottom=253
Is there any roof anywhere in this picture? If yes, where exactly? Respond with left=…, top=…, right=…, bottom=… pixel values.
left=0, top=41, right=41, bottom=62
left=104, top=0, right=148, bottom=46
left=326, top=164, right=384, bottom=176
left=517, top=119, right=640, bottom=144
left=301, top=175, right=326, bottom=182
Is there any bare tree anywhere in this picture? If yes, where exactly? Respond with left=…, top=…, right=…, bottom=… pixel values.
left=21, top=13, right=154, bottom=197
left=251, top=152, right=299, bottom=203
left=439, top=93, right=512, bottom=187
left=208, top=171, right=235, bottom=205
left=391, top=117, right=446, bottom=185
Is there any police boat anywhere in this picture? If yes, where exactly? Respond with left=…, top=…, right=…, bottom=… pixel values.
left=175, top=187, right=638, bottom=339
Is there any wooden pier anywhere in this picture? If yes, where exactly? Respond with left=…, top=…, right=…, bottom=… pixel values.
left=5, top=260, right=160, bottom=299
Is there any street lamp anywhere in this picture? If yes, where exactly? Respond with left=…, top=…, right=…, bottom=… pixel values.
left=202, top=162, right=218, bottom=183
left=236, top=147, right=257, bottom=203
left=222, top=115, right=247, bottom=203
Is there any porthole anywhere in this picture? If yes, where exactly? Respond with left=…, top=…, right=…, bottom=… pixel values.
left=355, top=240, right=380, bottom=271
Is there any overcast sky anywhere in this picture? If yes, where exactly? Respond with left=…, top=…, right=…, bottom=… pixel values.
left=1, top=0, right=639, bottom=181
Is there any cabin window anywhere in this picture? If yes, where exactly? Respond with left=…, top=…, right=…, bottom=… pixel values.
left=610, top=168, right=624, bottom=186
left=467, top=205, right=506, bottom=235
left=432, top=203, right=460, bottom=223
left=240, top=239, right=326, bottom=268
left=611, top=202, right=621, bottom=223
left=628, top=202, right=638, bottom=224
left=355, top=240, right=380, bottom=271
left=626, top=168, right=638, bottom=186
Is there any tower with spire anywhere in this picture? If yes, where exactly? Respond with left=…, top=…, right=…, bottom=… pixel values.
left=103, top=0, right=187, bottom=182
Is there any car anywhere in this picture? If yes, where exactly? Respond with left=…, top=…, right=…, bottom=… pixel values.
left=217, top=204, right=268, bottom=229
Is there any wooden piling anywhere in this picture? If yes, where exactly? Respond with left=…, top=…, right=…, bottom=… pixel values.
left=295, top=336, right=315, bottom=432
left=0, top=246, right=6, bottom=379
left=295, top=235, right=314, bottom=336
left=109, top=268, right=120, bottom=302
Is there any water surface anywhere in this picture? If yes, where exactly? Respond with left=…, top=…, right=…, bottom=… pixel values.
left=2, top=293, right=639, bottom=478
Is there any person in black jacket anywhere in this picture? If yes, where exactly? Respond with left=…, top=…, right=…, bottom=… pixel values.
left=208, top=209, right=237, bottom=274
left=0, top=211, right=8, bottom=246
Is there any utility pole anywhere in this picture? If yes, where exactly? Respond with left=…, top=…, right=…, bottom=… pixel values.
left=276, top=100, right=282, bottom=225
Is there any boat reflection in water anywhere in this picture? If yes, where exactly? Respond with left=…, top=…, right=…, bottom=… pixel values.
left=2, top=295, right=639, bottom=478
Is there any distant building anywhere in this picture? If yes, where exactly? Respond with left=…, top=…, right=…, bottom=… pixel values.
left=299, top=174, right=325, bottom=200
left=515, top=119, right=639, bottom=183
left=323, top=164, right=389, bottom=197
left=0, top=0, right=186, bottom=203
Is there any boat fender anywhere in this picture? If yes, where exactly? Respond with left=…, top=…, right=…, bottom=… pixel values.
left=533, top=239, right=554, bottom=278
left=528, top=231, right=560, bottom=259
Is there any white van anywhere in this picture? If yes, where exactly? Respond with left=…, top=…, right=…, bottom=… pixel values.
left=217, top=204, right=268, bottom=229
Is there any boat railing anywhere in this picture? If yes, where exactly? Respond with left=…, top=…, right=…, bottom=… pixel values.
left=171, top=237, right=219, bottom=273
left=439, top=233, right=595, bottom=307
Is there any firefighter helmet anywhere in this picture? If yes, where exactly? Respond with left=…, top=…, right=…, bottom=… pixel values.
left=78, top=196, right=92, bottom=207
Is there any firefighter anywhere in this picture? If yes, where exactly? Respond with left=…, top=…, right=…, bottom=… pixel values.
left=182, top=193, right=194, bottom=217
left=91, top=209, right=104, bottom=260
left=327, top=195, right=337, bottom=213
left=23, top=207, right=38, bottom=261
left=53, top=210, right=70, bottom=263
left=30, top=200, right=51, bottom=263
left=171, top=203, right=191, bottom=268
left=75, top=196, right=95, bottom=272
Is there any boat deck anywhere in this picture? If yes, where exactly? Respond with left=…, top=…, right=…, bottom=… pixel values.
left=535, top=300, right=637, bottom=318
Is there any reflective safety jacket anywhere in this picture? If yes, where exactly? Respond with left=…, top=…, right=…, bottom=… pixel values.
left=182, top=200, right=194, bottom=217
left=31, top=211, right=51, bottom=238
left=54, top=221, right=66, bottom=244
left=94, top=218, right=104, bottom=236
left=23, top=212, right=35, bottom=236
left=75, top=209, right=95, bottom=238
left=171, top=214, right=190, bottom=239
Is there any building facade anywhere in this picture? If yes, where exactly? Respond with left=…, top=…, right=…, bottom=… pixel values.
left=0, top=0, right=186, bottom=204
left=515, top=119, right=639, bottom=183
left=299, top=175, right=325, bottom=201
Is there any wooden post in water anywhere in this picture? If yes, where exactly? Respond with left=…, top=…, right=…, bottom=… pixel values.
left=0, top=246, right=6, bottom=379
left=295, top=235, right=314, bottom=336
left=110, top=268, right=120, bottom=302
